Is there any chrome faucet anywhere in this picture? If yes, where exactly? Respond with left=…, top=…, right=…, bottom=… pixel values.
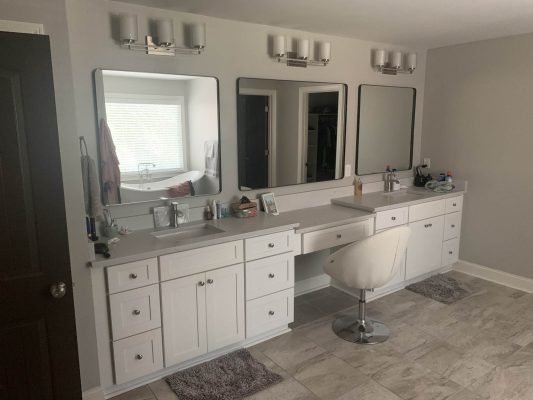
left=171, top=202, right=181, bottom=228
left=384, top=169, right=400, bottom=192
left=138, top=163, right=156, bottom=188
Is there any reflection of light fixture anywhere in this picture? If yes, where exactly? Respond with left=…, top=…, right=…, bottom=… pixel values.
left=373, top=49, right=416, bottom=75
left=118, top=14, right=206, bottom=56
left=272, top=35, right=331, bottom=67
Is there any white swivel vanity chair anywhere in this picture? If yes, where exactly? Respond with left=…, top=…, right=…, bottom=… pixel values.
left=324, top=226, right=411, bottom=344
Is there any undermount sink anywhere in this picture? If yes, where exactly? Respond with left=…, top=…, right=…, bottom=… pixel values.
left=381, top=190, right=425, bottom=197
left=151, top=223, right=225, bottom=242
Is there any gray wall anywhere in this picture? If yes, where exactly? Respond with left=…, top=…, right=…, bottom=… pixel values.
left=422, top=33, right=533, bottom=279
left=0, top=0, right=100, bottom=391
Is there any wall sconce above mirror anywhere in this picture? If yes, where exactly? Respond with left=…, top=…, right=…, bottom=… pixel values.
left=94, top=70, right=220, bottom=205
left=118, top=14, right=206, bottom=56
left=272, top=35, right=331, bottom=67
left=237, top=78, right=346, bottom=191
left=372, top=49, right=417, bottom=75
left=356, top=84, right=416, bottom=175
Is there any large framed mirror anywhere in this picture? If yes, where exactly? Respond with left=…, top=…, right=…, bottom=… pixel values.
left=237, top=78, right=347, bottom=190
left=94, top=70, right=220, bottom=205
left=356, top=84, right=416, bottom=175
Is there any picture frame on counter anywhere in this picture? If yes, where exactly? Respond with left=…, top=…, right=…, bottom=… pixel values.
left=261, top=192, right=279, bottom=215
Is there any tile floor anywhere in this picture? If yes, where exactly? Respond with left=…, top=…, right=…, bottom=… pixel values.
left=112, top=272, right=533, bottom=400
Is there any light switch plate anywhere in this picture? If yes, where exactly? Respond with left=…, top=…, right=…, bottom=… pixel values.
left=423, top=157, right=431, bottom=168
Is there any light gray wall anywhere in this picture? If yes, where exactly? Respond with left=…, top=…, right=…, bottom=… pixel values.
left=0, top=0, right=100, bottom=391
left=421, top=33, right=533, bottom=279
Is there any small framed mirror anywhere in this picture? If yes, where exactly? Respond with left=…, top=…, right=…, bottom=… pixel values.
left=356, top=84, right=416, bottom=175
left=94, top=70, right=221, bottom=205
left=237, top=78, right=347, bottom=190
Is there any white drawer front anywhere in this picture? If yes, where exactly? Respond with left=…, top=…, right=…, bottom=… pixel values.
left=444, top=212, right=462, bottom=240
left=160, top=240, right=243, bottom=281
left=302, top=219, right=374, bottom=254
left=109, top=284, right=161, bottom=340
left=246, top=288, right=294, bottom=338
left=442, top=238, right=459, bottom=266
left=446, top=196, right=463, bottom=214
left=113, top=329, right=163, bottom=385
left=246, top=253, right=294, bottom=300
left=245, top=231, right=293, bottom=261
left=409, top=200, right=446, bottom=222
left=375, top=207, right=408, bottom=230
left=107, top=258, right=158, bottom=294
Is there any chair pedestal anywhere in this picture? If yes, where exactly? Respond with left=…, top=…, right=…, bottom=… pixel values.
left=331, top=289, right=390, bottom=344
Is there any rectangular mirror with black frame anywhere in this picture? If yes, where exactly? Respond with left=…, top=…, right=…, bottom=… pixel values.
left=356, top=84, right=416, bottom=175
left=237, top=78, right=347, bottom=191
left=94, top=70, right=221, bottom=205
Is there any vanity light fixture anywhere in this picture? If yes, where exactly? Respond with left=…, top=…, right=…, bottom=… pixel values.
left=118, top=14, right=206, bottom=56
left=272, top=35, right=331, bottom=67
left=373, top=49, right=417, bottom=75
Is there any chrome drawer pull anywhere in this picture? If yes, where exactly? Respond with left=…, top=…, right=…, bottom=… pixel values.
left=268, top=310, right=275, bottom=316
left=268, top=273, right=275, bottom=278
left=129, top=273, right=138, bottom=279
left=391, top=216, right=396, bottom=220
left=198, top=281, right=206, bottom=286
left=424, top=223, right=433, bottom=228
left=268, top=243, right=275, bottom=248
left=336, top=234, right=342, bottom=239
left=132, top=309, right=141, bottom=316
left=449, top=251, right=453, bottom=255
left=453, top=203, right=457, bottom=206
left=207, top=279, right=214, bottom=284
left=135, top=354, right=143, bottom=360
left=451, top=224, right=456, bottom=228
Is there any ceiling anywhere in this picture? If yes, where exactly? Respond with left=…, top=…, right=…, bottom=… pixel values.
left=119, top=0, right=533, bottom=48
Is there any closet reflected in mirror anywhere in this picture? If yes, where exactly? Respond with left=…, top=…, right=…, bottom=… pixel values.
left=94, top=70, right=220, bottom=205
left=356, top=84, right=416, bottom=175
left=237, top=78, right=346, bottom=190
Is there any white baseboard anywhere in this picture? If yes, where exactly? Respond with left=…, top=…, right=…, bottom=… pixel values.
left=82, top=386, right=104, bottom=400
left=294, top=274, right=331, bottom=296
left=454, top=260, right=533, bottom=293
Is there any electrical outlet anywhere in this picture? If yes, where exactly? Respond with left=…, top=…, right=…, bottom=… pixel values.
left=344, top=164, right=352, bottom=177
left=423, top=157, right=431, bottom=168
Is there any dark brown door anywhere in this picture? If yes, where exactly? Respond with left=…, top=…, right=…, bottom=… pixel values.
left=0, top=31, right=81, bottom=399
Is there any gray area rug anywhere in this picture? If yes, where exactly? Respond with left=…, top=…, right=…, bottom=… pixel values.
left=406, top=274, right=472, bottom=304
left=165, top=349, right=282, bottom=399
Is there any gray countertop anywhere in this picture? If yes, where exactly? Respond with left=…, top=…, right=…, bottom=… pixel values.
left=332, top=181, right=467, bottom=213
left=90, top=204, right=375, bottom=268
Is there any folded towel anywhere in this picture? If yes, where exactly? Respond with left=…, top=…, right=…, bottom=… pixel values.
left=81, top=154, right=103, bottom=218
left=99, top=119, right=121, bottom=204
left=204, top=140, right=219, bottom=177
left=168, top=180, right=195, bottom=198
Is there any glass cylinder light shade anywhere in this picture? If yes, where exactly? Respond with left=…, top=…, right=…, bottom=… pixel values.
left=374, top=49, right=387, bottom=67
left=297, top=39, right=309, bottom=59
left=319, top=42, right=331, bottom=62
left=156, top=19, right=173, bottom=46
left=191, top=23, right=206, bottom=49
left=406, top=53, right=417, bottom=71
left=391, top=51, right=403, bottom=69
left=273, top=35, right=285, bottom=57
left=119, top=14, right=138, bottom=44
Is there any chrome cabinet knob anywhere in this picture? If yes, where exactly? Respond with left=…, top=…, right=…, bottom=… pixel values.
left=198, top=281, right=206, bottom=286
left=135, top=354, right=143, bottom=360
left=50, top=282, right=67, bottom=299
left=453, top=203, right=457, bottom=206
left=268, top=310, right=275, bottom=316
left=129, top=273, right=138, bottom=279
left=449, top=251, right=453, bottom=255
left=268, top=273, right=275, bottom=278
left=268, top=243, right=275, bottom=248
left=391, top=216, right=396, bottom=220
left=207, top=279, right=214, bottom=284
left=451, top=224, right=456, bottom=228
left=336, top=234, right=342, bottom=239
left=132, top=309, right=141, bottom=316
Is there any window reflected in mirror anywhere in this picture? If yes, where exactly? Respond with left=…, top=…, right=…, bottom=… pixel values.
left=95, top=70, right=220, bottom=205
left=237, top=78, right=347, bottom=191
left=356, top=84, right=415, bottom=175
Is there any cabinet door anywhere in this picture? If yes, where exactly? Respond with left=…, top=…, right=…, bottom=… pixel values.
left=205, top=264, right=245, bottom=352
left=406, top=216, right=444, bottom=280
left=161, top=273, right=207, bottom=366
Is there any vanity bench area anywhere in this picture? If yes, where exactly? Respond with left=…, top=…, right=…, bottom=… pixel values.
left=90, top=186, right=465, bottom=397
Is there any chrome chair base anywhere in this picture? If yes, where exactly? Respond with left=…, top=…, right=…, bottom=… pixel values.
left=332, top=314, right=390, bottom=344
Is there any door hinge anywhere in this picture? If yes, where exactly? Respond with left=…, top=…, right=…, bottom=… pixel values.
left=265, top=106, right=269, bottom=112
left=265, top=149, right=270, bottom=156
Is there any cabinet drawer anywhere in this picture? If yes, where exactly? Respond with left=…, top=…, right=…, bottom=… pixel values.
left=445, top=196, right=463, bottom=213
left=302, top=219, right=373, bottom=254
left=409, top=200, right=445, bottom=222
left=109, top=284, right=161, bottom=340
left=442, top=238, right=459, bottom=266
left=375, top=207, right=408, bottom=230
left=160, top=240, right=243, bottom=281
left=245, top=231, right=293, bottom=261
left=113, top=328, right=163, bottom=385
left=246, top=288, right=294, bottom=338
left=107, top=258, right=158, bottom=294
left=444, top=212, right=462, bottom=240
left=246, top=253, right=294, bottom=300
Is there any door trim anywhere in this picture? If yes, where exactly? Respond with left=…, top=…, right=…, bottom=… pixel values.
left=239, top=88, right=277, bottom=187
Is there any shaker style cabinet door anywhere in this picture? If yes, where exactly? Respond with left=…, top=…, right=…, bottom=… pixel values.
left=161, top=273, right=207, bottom=366
left=205, top=264, right=245, bottom=352
left=406, top=216, right=445, bottom=280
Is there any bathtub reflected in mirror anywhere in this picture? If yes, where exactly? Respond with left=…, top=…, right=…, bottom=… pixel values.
left=94, top=70, right=220, bottom=205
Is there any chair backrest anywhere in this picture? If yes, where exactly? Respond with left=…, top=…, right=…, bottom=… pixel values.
left=324, top=226, right=411, bottom=290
